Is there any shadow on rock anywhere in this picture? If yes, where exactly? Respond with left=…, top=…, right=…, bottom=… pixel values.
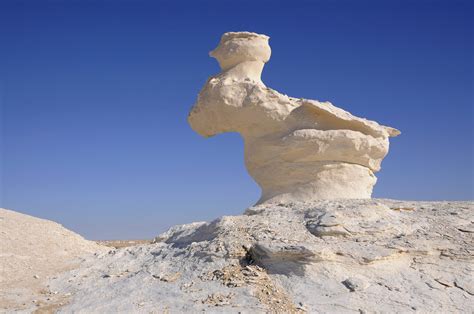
left=248, top=242, right=315, bottom=276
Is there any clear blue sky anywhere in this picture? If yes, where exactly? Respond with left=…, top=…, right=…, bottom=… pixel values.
left=1, top=0, right=472, bottom=239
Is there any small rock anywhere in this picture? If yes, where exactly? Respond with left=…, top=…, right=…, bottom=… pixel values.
left=342, top=277, right=369, bottom=292
left=318, top=212, right=341, bottom=227
left=309, top=224, right=351, bottom=237
left=152, top=272, right=181, bottom=282
left=342, top=279, right=357, bottom=292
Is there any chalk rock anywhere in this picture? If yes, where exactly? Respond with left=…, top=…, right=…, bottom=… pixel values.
left=188, top=32, right=400, bottom=204
left=47, top=200, right=474, bottom=313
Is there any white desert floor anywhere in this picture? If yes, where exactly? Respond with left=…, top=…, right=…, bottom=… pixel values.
left=0, top=208, right=107, bottom=312
left=1, top=199, right=473, bottom=313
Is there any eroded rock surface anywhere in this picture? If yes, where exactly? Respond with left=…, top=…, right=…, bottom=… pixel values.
left=49, top=200, right=474, bottom=313
left=188, top=32, right=400, bottom=204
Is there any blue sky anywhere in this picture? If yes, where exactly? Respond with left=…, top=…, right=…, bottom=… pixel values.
left=1, top=0, right=472, bottom=239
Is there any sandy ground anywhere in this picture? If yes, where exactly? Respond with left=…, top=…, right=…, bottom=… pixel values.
left=0, top=208, right=107, bottom=313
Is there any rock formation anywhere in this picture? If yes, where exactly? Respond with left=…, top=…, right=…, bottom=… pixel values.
left=46, top=200, right=474, bottom=312
left=3, top=202, right=472, bottom=312
left=188, top=32, right=400, bottom=204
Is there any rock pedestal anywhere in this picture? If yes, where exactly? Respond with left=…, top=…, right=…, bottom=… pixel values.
left=188, top=32, right=400, bottom=204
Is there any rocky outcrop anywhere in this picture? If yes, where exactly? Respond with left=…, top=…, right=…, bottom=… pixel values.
left=188, top=32, right=400, bottom=204
left=49, top=200, right=474, bottom=313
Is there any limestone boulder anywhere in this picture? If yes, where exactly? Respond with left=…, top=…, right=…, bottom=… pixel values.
left=188, top=32, right=400, bottom=204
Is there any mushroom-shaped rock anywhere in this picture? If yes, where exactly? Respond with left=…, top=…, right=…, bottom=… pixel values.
left=188, top=32, right=400, bottom=204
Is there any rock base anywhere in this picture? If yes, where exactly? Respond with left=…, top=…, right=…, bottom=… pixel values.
left=255, top=162, right=377, bottom=204
left=47, top=199, right=473, bottom=313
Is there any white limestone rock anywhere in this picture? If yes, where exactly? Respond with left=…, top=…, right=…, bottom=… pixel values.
left=188, top=32, right=400, bottom=204
left=47, top=200, right=474, bottom=313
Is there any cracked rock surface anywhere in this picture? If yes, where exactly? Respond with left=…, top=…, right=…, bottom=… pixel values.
left=48, top=199, right=473, bottom=313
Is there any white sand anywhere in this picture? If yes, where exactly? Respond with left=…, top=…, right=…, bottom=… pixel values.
left=0, top=208, right=106, bottom=312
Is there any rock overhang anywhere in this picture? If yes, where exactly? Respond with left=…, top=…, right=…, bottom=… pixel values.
left=188, top=32, right=400, bottom=204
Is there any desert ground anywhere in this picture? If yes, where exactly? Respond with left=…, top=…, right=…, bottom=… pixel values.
left=1, top=199, right=473, bottom=313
